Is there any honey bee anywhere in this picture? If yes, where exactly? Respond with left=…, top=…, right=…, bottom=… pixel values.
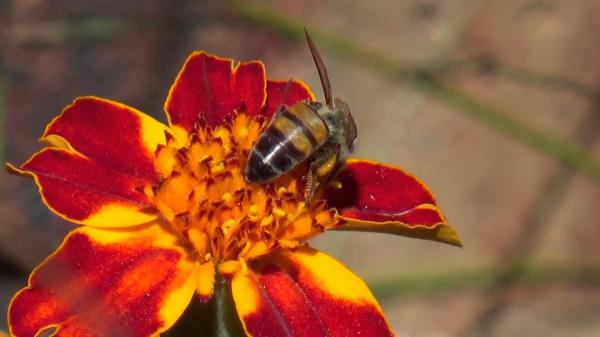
left=245, top=29, right=357, bottom=201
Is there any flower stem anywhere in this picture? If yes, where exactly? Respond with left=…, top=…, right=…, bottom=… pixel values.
left=214, top=274, right=246, bottom=337
left=164, top=273, right=245, bottom=337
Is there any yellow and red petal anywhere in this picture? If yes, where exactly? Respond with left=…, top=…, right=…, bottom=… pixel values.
left=165, top=52, right=267, bottom=131
left=231, top=247, right=394, bottom=337
left=265, top=80, right=315, bottom=118
left=9, top=148, right=156, bottom=227
left=43, top=96, right=166, bottom=181
left=8, top=223, right=196, bottom=337
left=324, top=159, right=462, bottom=247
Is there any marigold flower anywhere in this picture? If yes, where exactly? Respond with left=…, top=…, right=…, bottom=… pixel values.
left=7, top=51, right=461, bottom=337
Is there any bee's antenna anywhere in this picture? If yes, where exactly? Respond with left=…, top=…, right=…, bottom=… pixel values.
left=304, top=28, right=333, bottom=108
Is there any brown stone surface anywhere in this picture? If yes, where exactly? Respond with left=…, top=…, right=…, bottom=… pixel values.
left=532, top=136, right=600, bottom=264
left=382, top=291, right=487, bottom=337
left=459, top=0, right=600, bottom=87
left=489, top=285, right=600, bottom=337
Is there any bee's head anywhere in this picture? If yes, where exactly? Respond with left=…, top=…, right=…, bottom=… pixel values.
left=305, top=29, right=356, bottom=148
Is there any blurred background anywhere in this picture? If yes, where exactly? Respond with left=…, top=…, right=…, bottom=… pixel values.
left=1, top=0, right=600, bottom=336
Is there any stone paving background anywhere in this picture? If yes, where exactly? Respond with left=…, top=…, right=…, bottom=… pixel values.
left=1, top=0, right=600, bottom=336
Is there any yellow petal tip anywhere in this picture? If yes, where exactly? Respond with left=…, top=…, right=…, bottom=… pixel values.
left=5, top=162, right=32, bottom=178
left=436, top=224, right=463, bottom=248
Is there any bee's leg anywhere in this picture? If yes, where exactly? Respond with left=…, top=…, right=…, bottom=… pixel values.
left=304, top=143, right=341, bottom=202
left=304, top=168, right=317, bottom=203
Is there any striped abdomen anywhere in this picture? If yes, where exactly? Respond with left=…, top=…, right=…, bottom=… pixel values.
left=246, top=103, right=328, bottom=182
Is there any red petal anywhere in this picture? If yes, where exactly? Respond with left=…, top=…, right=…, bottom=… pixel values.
left=8, top=224, right=196, bottom=337
left=265, top=80, right=315, bottom=118
left=165, top=52, right=266, bottom=130
left=325, top=159, right=461, bottom=246
left=232, top=247, right=393, bottom=337
left=10, top=148, right=156, bottom=227
left=44, top=97, right=165, bottom=181
left=326, top=159, right=438, bottom=222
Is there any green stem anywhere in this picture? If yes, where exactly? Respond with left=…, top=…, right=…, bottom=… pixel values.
left=164, top=274, right=245, bottom=337
left=368, top=261, right=600, bottom=300
left=418, top=76, right=600, bottom=179
left=214, top=275, right=246, bottom=337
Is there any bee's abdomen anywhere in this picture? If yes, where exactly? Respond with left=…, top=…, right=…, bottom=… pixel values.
left=246, top=104, right=328, bottom=182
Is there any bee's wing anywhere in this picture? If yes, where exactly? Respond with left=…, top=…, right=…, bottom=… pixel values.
left=304, top=28, right=333, bottom=108
left=334, top=98, right=357, bottom=144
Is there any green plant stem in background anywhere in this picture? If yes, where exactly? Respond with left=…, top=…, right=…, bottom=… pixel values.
left=421, top=77, right=600, bottom=179
left=368, top=261, right=600, bottom=300
left=10, top=17, right=129, bottom=46
left=229, top=0, right=600, bottom=181
left=440, top=59, right=600, bottom=98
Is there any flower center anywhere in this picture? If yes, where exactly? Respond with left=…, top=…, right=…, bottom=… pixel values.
left=145, top=113, right=340, bottom=264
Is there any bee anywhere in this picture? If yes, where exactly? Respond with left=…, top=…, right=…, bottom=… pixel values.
left=245, top=29, right=357, bottom=201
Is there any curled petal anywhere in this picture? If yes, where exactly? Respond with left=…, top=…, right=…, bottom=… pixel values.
left=43, top=96, right=166, bottom=181
left=232, top=247, right=394, bottom=337
left=325, top=159, right=462, bottom=247
left=8, top=224, right=196, bottom=337
left=165, top=52, right=266, bottom=132
left=265, top=80, right=315, bottom=118
left=8, top=148, right=156, bottom=227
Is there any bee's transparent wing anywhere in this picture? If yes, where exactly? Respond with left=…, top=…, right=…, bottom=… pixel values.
left=334, top=97, right=357, bottom=144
